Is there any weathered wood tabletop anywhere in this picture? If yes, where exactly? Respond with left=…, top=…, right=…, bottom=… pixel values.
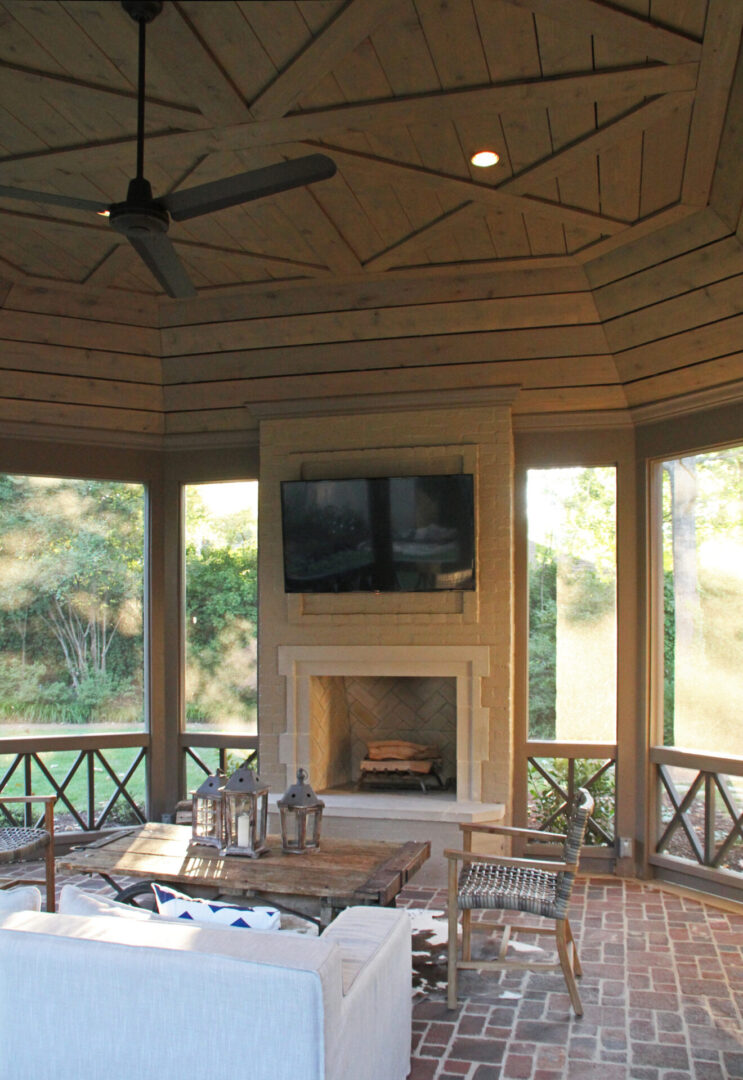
left=60, top=823, right=430, bottom=921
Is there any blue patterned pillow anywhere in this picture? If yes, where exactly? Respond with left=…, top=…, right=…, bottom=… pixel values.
left=151, top=883, right=280, bottom=930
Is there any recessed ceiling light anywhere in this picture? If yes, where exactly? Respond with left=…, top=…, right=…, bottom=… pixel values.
left=470, top=150, right=500, bottom=168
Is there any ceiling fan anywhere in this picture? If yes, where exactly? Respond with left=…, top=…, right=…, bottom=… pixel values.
left=0, top=0, right=336, bottom=298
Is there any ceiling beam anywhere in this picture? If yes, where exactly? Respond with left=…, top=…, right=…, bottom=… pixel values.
left=500, top=92, right=694, bottom=195
left=0, top=64, right=698, bottom=185
left=250, top=0, right=401, bottom=121
left=682, top=0, right=743, bottom=208
left=313, top=143, right=626, bottom=234
left=501, top=0, right=702, bottom=64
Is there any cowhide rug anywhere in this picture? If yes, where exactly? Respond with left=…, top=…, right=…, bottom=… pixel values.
left=406, top=908, right=547, bottom=1001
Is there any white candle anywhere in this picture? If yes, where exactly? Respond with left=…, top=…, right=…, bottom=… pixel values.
left=237, top=812, right=251, bottom=847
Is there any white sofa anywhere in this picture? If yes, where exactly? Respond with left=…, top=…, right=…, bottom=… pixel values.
left=0, top=892, right=412, bottom=1080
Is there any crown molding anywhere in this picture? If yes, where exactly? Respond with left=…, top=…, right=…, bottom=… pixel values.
left=248, top=385, right=521, bottom=421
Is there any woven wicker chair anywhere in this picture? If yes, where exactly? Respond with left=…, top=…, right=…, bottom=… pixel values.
left=445, top=787, right=594, bottom=1015
left=0, top=795, right=57, bottom=912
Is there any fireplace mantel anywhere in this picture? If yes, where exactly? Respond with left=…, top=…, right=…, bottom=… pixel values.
left=278, top=644, right=491, bottom=802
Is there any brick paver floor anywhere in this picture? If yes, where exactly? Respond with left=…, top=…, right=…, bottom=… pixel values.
left=3, top=859, right=742, bottom=1079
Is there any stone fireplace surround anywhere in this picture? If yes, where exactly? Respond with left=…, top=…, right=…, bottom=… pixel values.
left=278, top=645, right=491, bottom=801
left=257, top=393, right=515, bottom=882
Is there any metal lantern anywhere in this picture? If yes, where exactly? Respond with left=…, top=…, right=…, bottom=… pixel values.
left=191, top=772, right=225, bottom=848
left=222, top=763, right=269, bottom=859
left=278, top=767, right=325, bottom=854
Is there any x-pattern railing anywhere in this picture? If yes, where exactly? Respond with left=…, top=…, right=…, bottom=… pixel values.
left=0, top=746, right=146, bottom=831
left=527, top=748, right=616, bottom=845
left=185, top=744, right=258, bottom=778
left=657, top=764, right=743, bottom=869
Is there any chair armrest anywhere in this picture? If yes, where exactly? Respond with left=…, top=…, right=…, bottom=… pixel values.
left=0, top=795, right=56, bottom=834
left=460, top=821, right=567, bottom=843
left=444, top=847, right=576, bottom=874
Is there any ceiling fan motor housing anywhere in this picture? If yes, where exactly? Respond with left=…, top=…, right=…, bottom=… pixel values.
left=122, top=1, right=163, bottom=23
left=109, top=177, right=169, bottom=237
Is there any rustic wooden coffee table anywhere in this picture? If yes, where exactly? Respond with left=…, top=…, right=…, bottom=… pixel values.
left=60, top=822, right=430, bottom=926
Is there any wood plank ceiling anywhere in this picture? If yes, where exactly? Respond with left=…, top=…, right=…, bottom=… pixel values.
left=0, top=0, right=742, bottom=437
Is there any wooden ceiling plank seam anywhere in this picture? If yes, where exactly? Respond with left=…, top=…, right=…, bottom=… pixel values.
left=502, top=91, right=694, bottom=200
left=573, top=203, right=699, bottom=267
left=614, top=313, right=743, bottom=379
left=159, top=327, right=610, bottom=381
left=0, top=309, right=160, bottom=355
left=604, top=275, right=743, bottom=353
left=176, top=0, right=279, bottom=106
left=593, top=234, right=743, bottom=320
left=157, top=262, right=589, bottom=328
left=311, top=140, right=625, bottom=234
left=0, top=396, right=165, bottom=434
left=681, top=0, right=743, bottom=208
left=363, top=201, right=481, bottom=271
left=5, top=1, right=132, bottom=87
left=0, top=341, right=159, bottom=383
left=0, top=62, right=206, bottom=131
left=250, top=0, right=401, bottom=121
left=638, top=101, right=692, bottom=217
left=500, top=0, right=702, bottom=64
left=3, top=369, right=162, bottom=411
left=708, top=38, right=743, bottom=232
left=162, top=353, right=621, bottom=410
left=147, top=2, right=251, bottom=125
left=583, top=206, right=731, bottom=287
left=622, top=355, right=743, bottom=407
left=160, top=292, right=601, bottom=358
left=81, top=244, right=132, bottom=290
left=0, top=64, right=700, bottom=185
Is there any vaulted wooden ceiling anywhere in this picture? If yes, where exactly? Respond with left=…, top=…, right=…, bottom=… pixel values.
left=0, top=0, right=736, bottom=292
left=0, top=0, right=742, bottom=440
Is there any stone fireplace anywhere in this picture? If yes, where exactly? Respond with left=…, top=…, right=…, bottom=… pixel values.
left=255, top=389, right=517, bottom=877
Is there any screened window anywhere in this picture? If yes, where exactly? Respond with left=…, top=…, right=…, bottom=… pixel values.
left=184, top=481, right=258, bottom=733
left=661, top=446, right=743, bottom=755
left=0, top=474, right=145, bottom=732
left=527, top=467, right=617, bottom=742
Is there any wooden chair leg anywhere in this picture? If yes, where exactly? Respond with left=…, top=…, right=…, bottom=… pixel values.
left=447, top=858, right=460, bottom=1010
left=556, top=919, right=583, bottom=1016
left=461, top=907, right=472, bottom=962
left=566, top=918, right=581, bottom=977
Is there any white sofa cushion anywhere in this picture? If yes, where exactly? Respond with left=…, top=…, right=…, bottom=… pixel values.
left=152, top=882, right=281, bottom=929
left=59, top=884, right=156, bottom=921
left=0, top=885, right=41, bottom=913
left=0, top=909, right=343, bottom=1080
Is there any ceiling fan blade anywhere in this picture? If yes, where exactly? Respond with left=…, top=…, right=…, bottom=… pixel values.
left=161, top=154, right=337, bottom=222
left=0, top=184, right=109, bottom=214
left=126, top=232, right=196, bottom=298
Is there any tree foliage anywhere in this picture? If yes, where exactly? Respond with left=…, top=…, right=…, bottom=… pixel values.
left=0, top=475, right=145, bottom=722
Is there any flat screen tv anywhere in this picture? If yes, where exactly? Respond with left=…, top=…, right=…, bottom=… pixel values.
left=280, top=474, right=475, bottom=593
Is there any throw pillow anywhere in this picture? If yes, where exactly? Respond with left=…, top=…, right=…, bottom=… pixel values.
left=151, top=883, right=281, bottom=930
left=59, top=884, right=155, bottom=921
left=0, top=885, right=42, bottom=912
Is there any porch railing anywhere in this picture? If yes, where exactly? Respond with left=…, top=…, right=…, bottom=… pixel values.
left=180, top=732, right=259, bottom=783
left=0, top=733, right=148, bottom=831
left=650, top=746, right=743, bottom=891
left=526, top=742, right=617, bottom=849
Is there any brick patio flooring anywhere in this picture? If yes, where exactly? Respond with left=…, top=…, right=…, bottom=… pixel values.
left=400, top=877, right=743, bottom=1080
left=3, top=861, right=743, bottom=1079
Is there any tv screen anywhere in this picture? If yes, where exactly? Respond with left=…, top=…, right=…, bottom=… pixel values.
left=280, top=474, right=475, bottom=593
